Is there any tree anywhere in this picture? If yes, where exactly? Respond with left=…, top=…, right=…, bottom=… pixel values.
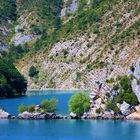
left=18, top=104, right=27, bottom=113
left=28, top=104, right=35, bottom=113
left=0, top=58, right=27, bottom=98
left=106, top=100, right=120, bottom=115
left=40, top=98, right=58, bottom=113
left=69, top=92, right=90, bottom=116
left=114, top=75, right=139, bottom=106
left=29, top=66, right=39, bottom=77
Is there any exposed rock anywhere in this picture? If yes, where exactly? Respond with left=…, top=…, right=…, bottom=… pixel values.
left=0, top=42, right=7, bottom=52
left=70, top=112, right=79, bottom=119
left=126, top=105, right=140, bottom=120
left=132, top=79, right=140, bottom=103
left=13, top=33, right=39, bottom=46
left=102, top=111, right=114, bottom=119
left=0, top=109, right=11, bottom=119
left=119, top=101, right=131, bottom=116
left=133, top=58, right=140, bottom=79
left=18, top=111, right=67, bottom=120
left=60, top=0, right=78, bottom=17
left=67, top=0, right=78, bottom=14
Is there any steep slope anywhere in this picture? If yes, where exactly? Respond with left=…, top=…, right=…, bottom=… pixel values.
left=1, top=0, right=140, bottom=91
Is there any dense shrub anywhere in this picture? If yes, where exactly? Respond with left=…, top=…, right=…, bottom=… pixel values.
left=114, top=75, right=139, bottom=106
left=106, top=100, right=120, bottom=115
left=29, top=66, right=39, bottom=77
left=18, top=104, right=27, bottom=113
left=40, top=98, right=58, bottom=113
left=69, top=92, right=90, bottom=116
left=28, top=104, right=35, bottom=113
left=0, top=58, right=27, bottom=98
left=76, top=72, right=82, bottom=81
left=0, top=0, right=17, bottom=21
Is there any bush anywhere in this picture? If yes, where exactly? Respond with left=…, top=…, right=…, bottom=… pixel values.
left=106, top=100, right=120, bottom=115
left=76, top=72, right=82, bottom=81
left=0, top=58, right=27, bottom=98
left=29, top=66, right=39, bottom=77
left=112, top=83, right=119, bottom=90
left=18, top=104, right=27, bottom=113
left=28, top=104, right=35, bottom=113
left=119, top=75, right=131, bottom=91
left=40, top=98, right=58, bottom=113
left=69, top=92, right=90, bottom=116
left=96, top=108, right=102, bottom=114
left=114, top=75, right=139, bottom=106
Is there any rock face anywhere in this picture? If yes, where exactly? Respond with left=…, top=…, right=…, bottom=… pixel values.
left=126, top=105, right=140, bottom=120
left=132, top=79, right=140, bottom=103
left=13, top=33, right=39, bottom=46
left=70, top=112, right=79, bottom=119
left=60, top=0, right=78, bottom=17
left=0, top=42, right=7, bottom=52
left=18, top=111, right=67, bottom=120
left=118, top=101, right=131, bottom=116
left=0, top=109, right=11, bottom=119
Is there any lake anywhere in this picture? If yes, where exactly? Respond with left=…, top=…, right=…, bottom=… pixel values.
left=0, top=90, right=140, bottom=140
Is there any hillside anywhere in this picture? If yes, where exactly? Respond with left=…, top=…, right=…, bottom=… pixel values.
left=0, top=0, right=140, bottom=91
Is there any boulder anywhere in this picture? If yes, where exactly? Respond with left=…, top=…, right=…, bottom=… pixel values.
left=18, top=112, right=47, bottom=119
left=70, top=112, right=79, bottom=119
left=0, top=109, right=11, bottom=119
left=126, top=105, right=140, bottom=120
left=132, top=79, right=140, bottom=103
left=89, top=92, right=96, bottom=100
left=102, top=111, right=114, bottom=119
left=119, top=101, right=131, bottom=116
left=18, top=111, right=67, bottom=120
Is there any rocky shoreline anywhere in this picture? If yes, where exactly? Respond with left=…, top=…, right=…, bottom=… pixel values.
left=0, top=108, right=139, bottom=120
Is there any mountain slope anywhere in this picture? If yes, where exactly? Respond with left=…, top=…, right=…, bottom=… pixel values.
left=0, top=0, right=140, bottom=90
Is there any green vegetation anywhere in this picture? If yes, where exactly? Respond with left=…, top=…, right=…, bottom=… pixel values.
left=106, top=75, right=139, bottom=114
left=106, top=100, right=120, bottom=115
left=106, top=78, right=115, bottom=83
left=96, top=108, right=102, bottom=114
left=86, top=60, right=106, bottom=71
left=114, top=75, right=138, bottom=106
left=0, top=0, right=17, bottom=22
left=3, top=44, right=30, bottom=62
left=28, top=104, right=35, bottom=113
left=18, top=98, right=58, bottom=113
left=69, top=92, right=90, bottom=116
left=0, top=58, right=27, bottom=98
left=40, top=98, right=58, bottom=113
left=18, top=104, right=27, bottom=113
left=76, top=72, right=82, bottom=81
left=29, top=66, right=39, bottom=78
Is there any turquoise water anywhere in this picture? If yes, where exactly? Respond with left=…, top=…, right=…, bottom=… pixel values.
left=0, top=90, right=140, bottom=140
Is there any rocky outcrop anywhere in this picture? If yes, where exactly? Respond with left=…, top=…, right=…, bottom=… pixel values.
left=0, top=42, right=7, bottom=52
left=132, top=79, right=140, bottom=103
left=70, top=112, right=79, bottom=119
left=117, top=101, right=131, bottom=116
left=60, top=0, right=78, bottom=17
left=126, top=105, right=140, bottom=120
left=12, top=33, right=39, bottom=46
left=18, top=111, right=67, bottom=120
left=0, top=109, right=11, bottom=119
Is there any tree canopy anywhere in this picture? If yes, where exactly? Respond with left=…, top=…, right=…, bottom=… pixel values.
left=69, top=92, right=90, bottom=116
left=0, top=58, right=27, bottom=98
